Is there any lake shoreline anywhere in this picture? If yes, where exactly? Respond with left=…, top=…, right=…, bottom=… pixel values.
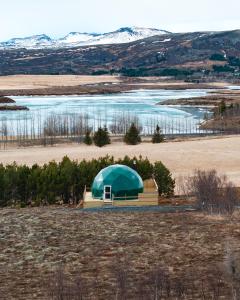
left=0, top=83, right=223, bottom=97
left=0, top=75, right=232, bottom=96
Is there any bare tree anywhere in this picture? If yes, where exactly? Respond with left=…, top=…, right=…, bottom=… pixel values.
left=188, top=170, right=239, bottom=215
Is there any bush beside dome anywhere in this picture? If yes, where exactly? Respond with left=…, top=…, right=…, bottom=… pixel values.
left=92, top=164, right=144, bottom=200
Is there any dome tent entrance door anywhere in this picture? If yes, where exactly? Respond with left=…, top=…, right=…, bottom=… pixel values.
left=104, top=186, right=112, bottom=200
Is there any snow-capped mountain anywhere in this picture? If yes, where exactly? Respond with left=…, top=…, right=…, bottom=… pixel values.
left=0, top=27, right=170, bottom=50
left=1, top=34, right=53, bottom=49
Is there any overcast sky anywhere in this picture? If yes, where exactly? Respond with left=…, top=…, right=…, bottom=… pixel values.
left=1, top=0, right=240, bottom=41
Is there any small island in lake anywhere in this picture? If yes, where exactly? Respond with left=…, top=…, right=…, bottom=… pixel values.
left=0, top=96, right=16, bottom=103
left=0, top=96, right=29, bottom=111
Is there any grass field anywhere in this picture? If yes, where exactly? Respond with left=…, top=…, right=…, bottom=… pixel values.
left=0, top=207, right=239, bottom=299
left=1, top=136, right=240, bottom=187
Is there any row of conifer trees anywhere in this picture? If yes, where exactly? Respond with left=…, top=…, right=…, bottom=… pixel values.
left=84, top=123, right=164, bottom=147
left=0, top=155, right=175, bottom=207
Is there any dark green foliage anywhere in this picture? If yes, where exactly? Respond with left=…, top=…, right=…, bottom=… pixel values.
left=219, top=100, right=227, bottom=116
left=228, top=56, right=240, bottom=67
left=153, top=162, right=175, bottom=198
left=213, top=65, right=234, bottom=73
left=117, top=155, right=153, bottom=181
left=214, top=100, right=227, bottom=117
left=83, top=130, right=92, bottom=145
left=0, top=156, right=174, bottom=207
left=93, top=126, right=111, bottom=147
left=91, top=70, right=110, bottom=75
left=124, top=123, right=141, bottom=145
left=210, top=53, right=226, bottom=61
left=119, top=67, right=194, bottom=77
left=158, top=68, right=194, bottom=77
left=214, top=102, right=240, bottom=119
left=120, top=68, right=149, bottom=77
left=152, top=125, right=164, bottom=143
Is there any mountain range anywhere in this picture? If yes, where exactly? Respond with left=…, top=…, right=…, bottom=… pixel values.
left=0, top=27, right=170, bottom=49
left=0, top=28, right=240, bottom=78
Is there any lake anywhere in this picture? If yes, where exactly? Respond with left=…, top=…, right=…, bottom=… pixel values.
left=1, top=89, right=211, bottom=135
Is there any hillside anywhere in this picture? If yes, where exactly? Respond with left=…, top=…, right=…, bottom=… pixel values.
left=0, top=30, right=240, bottom=77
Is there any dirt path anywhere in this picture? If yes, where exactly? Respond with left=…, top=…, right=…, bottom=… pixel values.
left=1, top=136, right=240, bottom=186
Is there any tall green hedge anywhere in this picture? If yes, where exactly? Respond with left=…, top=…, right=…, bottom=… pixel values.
left=0, top=155, right=174, bottom=207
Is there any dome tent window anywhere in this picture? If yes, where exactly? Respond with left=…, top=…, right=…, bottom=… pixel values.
left=92, top=164, right=144, bottom=200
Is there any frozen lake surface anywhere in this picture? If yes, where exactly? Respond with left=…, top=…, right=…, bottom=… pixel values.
left=1, top=89, right=211, bottom=134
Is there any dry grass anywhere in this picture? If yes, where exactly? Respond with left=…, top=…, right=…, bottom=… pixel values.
left=0, top=207, right=240, bottom=299
left=0, top=75, right=120, bottom=90
left=0, top=75, right=232, bottom=93
left=1, top=136, right=240, bottom=187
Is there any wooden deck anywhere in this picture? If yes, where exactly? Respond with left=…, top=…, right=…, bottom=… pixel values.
left=83, top=179, right=159, bottom=208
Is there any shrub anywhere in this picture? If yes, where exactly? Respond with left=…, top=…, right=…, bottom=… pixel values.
left=153, top=162, right=175, bottom=198
left=228, top=56, right=240, bottom=67
left=189, top=170, right=238, bottom=215
left=91, top=70, right=109, bottom=75
left=124, top=123, right=141, bottom=145
left=118, top=155, right=153, bottom=181
left=0, top=156, right=174, bottom=207
left=152, top=125, right=164, bottom=143
left=210, top=53, right=226, bottom=61
left=83, top=130, right=92, bottom=145
left=46, top=262, right=229, bottom=299
left=218, top=100, right=227, bottom=116
left=159, top=68, right=194, bottom=77
left=93, top=126, right=111, bottom=147
left=213, top=65, right=234, bottom=73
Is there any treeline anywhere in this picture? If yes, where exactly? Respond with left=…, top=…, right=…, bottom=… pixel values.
left=90, top=54, right=240, bottom=78
left=0, top=156, right=175, bottom=207
left=91, top=67, right=194, bottom=77
left=210, top=53, right=240, bottom=74
left=214, top=100, right=240, bottom=118
left=84, top=123, right=164, bottom=147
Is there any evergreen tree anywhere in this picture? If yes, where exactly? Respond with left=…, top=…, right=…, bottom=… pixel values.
left=83, top=130, right=92, bottom=145
left=153, top=162, right=175, bottom=198
left=219, top=100, right=227, bottom=116
left=124, top=123, right=141, bottom=145
left=93, top=126, right=111, bottom=147
left=152, top=125, right=164, bottom=143
left=0, top=155, right=176, bottom=208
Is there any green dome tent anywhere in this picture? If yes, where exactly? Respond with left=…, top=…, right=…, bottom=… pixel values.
left=91, top=164, right=144, bottom=200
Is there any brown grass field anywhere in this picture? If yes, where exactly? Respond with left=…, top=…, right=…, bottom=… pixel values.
left=0, top=75, right=121, bottom=90
left=0, top=207, right=240, bottom=299
left=0, top=75, right=230, bottom=95
left=1, top=136, right=240, bottom=187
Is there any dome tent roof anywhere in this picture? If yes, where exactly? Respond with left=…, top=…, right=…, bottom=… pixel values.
left=92, top=164, right=144, bottom=200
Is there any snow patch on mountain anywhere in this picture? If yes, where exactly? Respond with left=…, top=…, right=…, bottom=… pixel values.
left=1, top=34, right=53, bottom=49
left=0, top=27, right=171, bottom=50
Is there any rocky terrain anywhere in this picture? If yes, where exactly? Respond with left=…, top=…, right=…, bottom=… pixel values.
left=0, top=207, right=240, bottom=299
left=0, top=30, right=240, bottom=78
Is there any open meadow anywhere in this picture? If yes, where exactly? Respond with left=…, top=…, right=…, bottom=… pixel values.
left=1, top=136, right=240, bottom=187
left=0, top=75, right=230, bottom=95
